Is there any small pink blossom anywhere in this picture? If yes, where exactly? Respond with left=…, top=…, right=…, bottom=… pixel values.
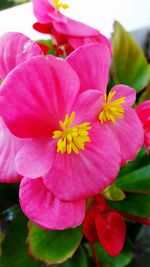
left=136, top=101, right=150, bottom=154
left=32, top=0, right=111, bottom=55
left=66, top=44, right=144, bottom=165
left=0, top=32, right=43, bottom=183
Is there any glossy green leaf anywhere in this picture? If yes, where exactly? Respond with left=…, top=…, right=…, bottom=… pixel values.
left=54, top=246, right=87, bottom=267
left=94, top=240, right=133, bottom=267
left=116, top=149, right=150, bottom=193
left=116, top=165, right=150, bottom=193
left=111, top=21, right=149, bottom=92
left=0, top=212, right=45, bottom=267
left=28, top=221, right=83, bottom=265
left=117, top=148, right=149, bottom=178
left=107, top=194, right=150, bottom=217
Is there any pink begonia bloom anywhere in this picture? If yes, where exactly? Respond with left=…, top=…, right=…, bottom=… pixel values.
left=0, top=45, right=120, bottom=201
left=136, top=101, right=150, bottom=154
left=32, top=0, right=111, bottom=55
left=66, top=44, right=144, bottom=165
left=0, top=32, right=43, bottom=183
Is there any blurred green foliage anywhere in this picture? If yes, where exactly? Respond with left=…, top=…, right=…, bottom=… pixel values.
left=0, top=0, right=29, bottom=11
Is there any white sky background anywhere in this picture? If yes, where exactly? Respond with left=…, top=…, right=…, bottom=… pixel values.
left=0, top=0, right=149, bottom=40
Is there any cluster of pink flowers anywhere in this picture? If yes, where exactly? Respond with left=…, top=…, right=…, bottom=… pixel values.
left=0, top=0, right=149, bottom=256
left=32, top=0, right=112, bottom=56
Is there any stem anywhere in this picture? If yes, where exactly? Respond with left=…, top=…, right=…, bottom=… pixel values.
left=90, top=242, right=100, bottom=267
left=120, top=211, right=150, bottom=226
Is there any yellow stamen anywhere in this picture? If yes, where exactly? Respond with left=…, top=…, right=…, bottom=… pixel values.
left=53, top=112, right=91, bottom=154
left=99, top=91, right=126, bottom=124
left=53, top=0, right=69, bottom=9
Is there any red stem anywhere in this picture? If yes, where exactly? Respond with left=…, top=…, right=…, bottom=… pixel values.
left=90, top=242, right=100, bottom=267
left=120, top=211, right=150, bottom=226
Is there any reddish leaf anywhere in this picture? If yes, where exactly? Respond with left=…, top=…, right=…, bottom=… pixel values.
left=37, top=42, right=50, bottom=54
left=95, top=211, right=126, bottom=256
left=83, top=208, right=98, bottom=243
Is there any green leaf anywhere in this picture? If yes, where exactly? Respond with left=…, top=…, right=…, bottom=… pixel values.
left=0, top=227, right=4, bottom=256
left=117, top=148, right=150, bottom=178
left=28, top=221, right=83, bottom=265
left=0, top=211, right=45, bottom=267
left=116, top=165, right=150, bottom=193
left=115, top=149, right=150, bottom=193
left=107, top=193, right=150, bottom=217
left=54, top=246, right=87, bottom=267
left=102, top=183, right=126, bottom=201
left=94, top=240, right=133, bottom=267
left=111, top=21, right=149, bottom=92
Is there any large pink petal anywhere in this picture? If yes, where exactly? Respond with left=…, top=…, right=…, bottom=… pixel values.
left=109, top=109, right=144, bottom=165
left=54, top=17, right=99, bottom=37
left=20, top=177, right=86, bottom=230
left=43, top=122, right=121, bottom=201
left=0, top=120, right=23, bottom=183
left=1, top=55, right=79, bottom=138
left=68, top=33, right=112, bottom=55
left=111, top=85, right=136, bottom=109
left=0, top=32, right=42, bottom=80
left=66, top=44, right=110, bottom=93
left=15, top=138, right=56, bottom=178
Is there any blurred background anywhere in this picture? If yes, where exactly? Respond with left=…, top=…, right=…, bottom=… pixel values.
left=0, top=0, right=29, bottom=10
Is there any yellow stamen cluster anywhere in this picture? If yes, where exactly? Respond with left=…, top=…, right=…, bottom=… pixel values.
left=53, top=112, right=91, bottom=154
left=99, top=91, right=126, bottom=124
left=53, top=0, right=69, bottom=9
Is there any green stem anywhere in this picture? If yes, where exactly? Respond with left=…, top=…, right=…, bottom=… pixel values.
left=90, top=242, right=100, bottom=267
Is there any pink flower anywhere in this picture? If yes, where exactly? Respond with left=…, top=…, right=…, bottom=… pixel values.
left=136, top=101, right=150, bottom=154
left=83, top=194, right=126, bottom=256
left=32, top=0, right=111, bottom=56
left=0, top=32, right=43, bottom=183
left=0, top=44, right=121, bottom=229
left=66, top=44, right=144, bottom=165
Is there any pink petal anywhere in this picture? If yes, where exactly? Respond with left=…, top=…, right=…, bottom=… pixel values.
left=1, top=55, right=79, bottom=138
left=0, top=32, right=42, bottom=80
left=72, top=90, right=104, bottom=125
left=68, top=33, right=112, bottom=55
left=54, top=17, right=99, bottom=37
left=136, top=100, right=150, bottom=125
left=0, top=120, right=23, bottom=183
left=19, top=177, right=86, bottom=230
left=66, top=44, right=110, bottom=93
left=95, top=211, right=126, bottom=256
left=109, top=109, right=144, bottom=165
left=32, top=0, right=67, bottom=23
left=111, top=85, right=136, bottom=109
left=15, top=138, right=56, bottom=178
left=43, top=122, right=120, bottom=201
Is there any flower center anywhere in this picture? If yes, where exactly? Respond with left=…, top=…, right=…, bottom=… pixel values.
left=53, top=0, right=69, bottom=9
left=53, top=112, right=91, bottom=154
left=99, top=91, right=126, bottom=124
